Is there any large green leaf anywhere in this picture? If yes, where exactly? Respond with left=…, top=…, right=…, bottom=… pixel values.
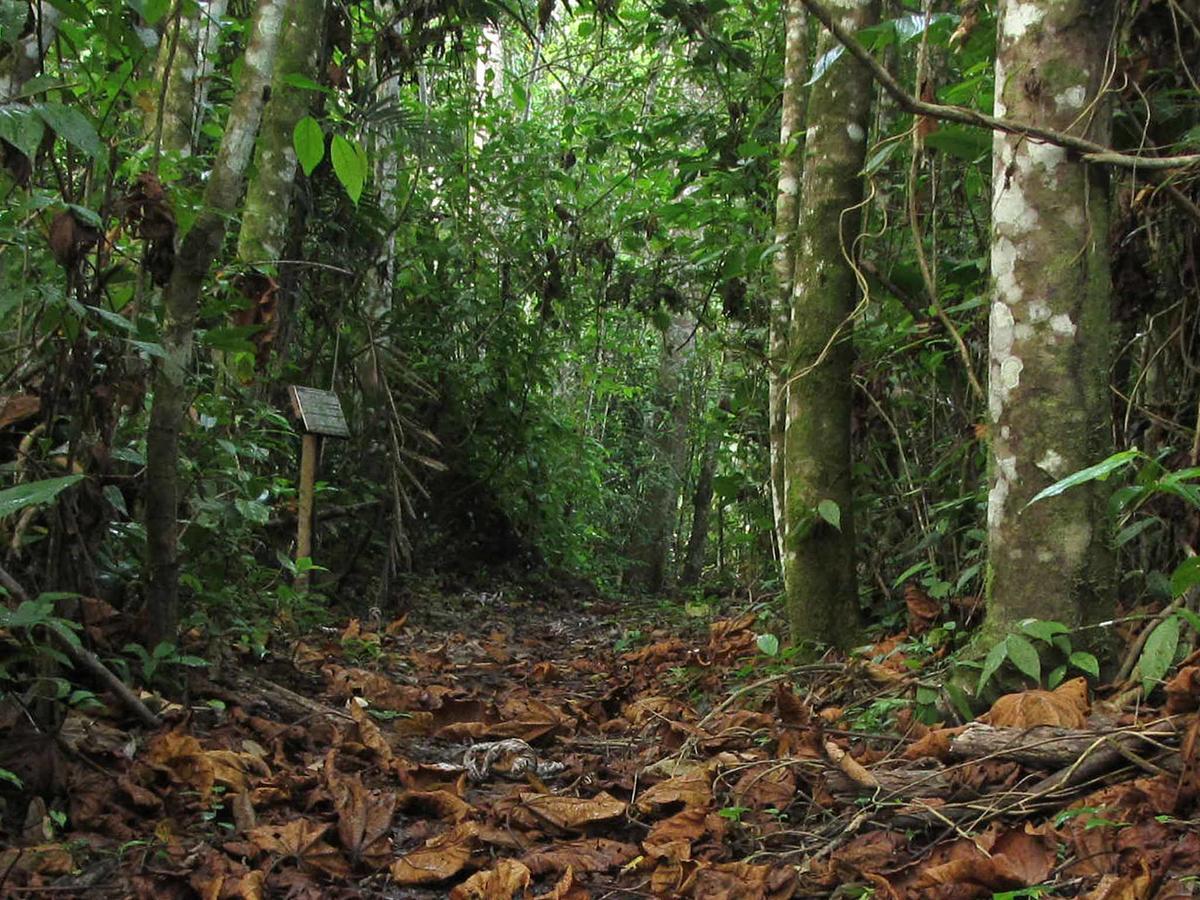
left=1025, top=450, right=1142, bottom=508
left=1171, top=557, right=1200, bottom=598
left=293, top=116, right=325, bottom=176
left=1139, top=616, right=1180, bottom=695
left=978, top=640, right=1008, bottom=692
left=35, top=102, right=103, bottom=158
left=0, top=475, right=83, bottom=521
left=331, top=134, right=366, bottom=203
left=0, top=104, right=46, bottom=159
left=1005, top=634, right=1041, bottom=684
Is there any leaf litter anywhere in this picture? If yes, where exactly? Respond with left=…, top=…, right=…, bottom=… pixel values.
left=1, top=587, right=1199, bottom=898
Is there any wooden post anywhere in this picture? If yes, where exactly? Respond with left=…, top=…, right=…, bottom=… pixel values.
left=287, top=385, right=349, bottom=593
left=296, top=432, right=320, bottom=591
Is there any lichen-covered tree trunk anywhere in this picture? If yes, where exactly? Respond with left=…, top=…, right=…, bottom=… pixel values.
left=0, top=2, right=60, bottom=100
left=236, top=0, right=325, bottom=267
left=782, top=0, right=877, bottom=649
left=625, top=315, right=695, bottom=593
left=147, top=2, right=199, bottom=153
left=769, top=0, right=809, bottom=572
left=145, top=0, right=227, bottom=156
left=143, top=0, right=286, bottom=644
left=984, top=0, right=1114, bottom=635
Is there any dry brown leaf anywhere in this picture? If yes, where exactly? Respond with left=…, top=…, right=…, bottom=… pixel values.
left=678, top=859, right=796, bottom=899
left=1081, top=871, right=1155, bottom=900
left=981, top=677, right=1089, bottom=728
left=0, top=394, right=40, bottom=430
left=0, top=843, right=74, bottom=877
left=335, top=775, right=395, bottom=870
left=397, top=788, right=473, bottom=822
left=346, top=700, right=394, bottom=761
left=902, top=726, right=962, bottom=761
left=248, top=818, right=350, bottom=878
left=146, top=730, right=216, bottom=797
left=643, top=806, right=714, bottom=862
left=634, top=766, right=713, bottom=813
left=1165, top=666, right=1200, bottom=714
left=730, top=762, right=795, bottom=810
left=519, top=790, right=626, bottom=830
left=905, top=584, right=940, bottom=635
left=391, top=822, right=479, bottom=885
left=545, top=866, right=590, bottom=899
left=449, top=858, right=532, bottom=899
left=521, top=837, right=639, bottom=875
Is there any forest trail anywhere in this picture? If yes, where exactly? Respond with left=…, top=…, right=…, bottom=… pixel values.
left=3, top=587, right=1199, bottom=898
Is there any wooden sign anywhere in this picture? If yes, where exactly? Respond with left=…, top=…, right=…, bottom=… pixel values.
left=289, top=386, right=349, bottom=438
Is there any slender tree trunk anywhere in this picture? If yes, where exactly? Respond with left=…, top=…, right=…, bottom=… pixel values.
left=680, top=400, right=724, bottom=587
left=983, top=0, right=1115, bottom=637
left=626, top=315, right=695, bottom=593
left=190, top=0, right=228, bottom=147
left=782, top=0, right=877, bottom=650
left=147, top=1, right=199, bottom=154
left=143, top=0, right=287, bottom=644
left=0, top=2, right=60, bottom=100
left=237, top=0, right=325, bottom=267
left=770, top=0, right=809, bottom=573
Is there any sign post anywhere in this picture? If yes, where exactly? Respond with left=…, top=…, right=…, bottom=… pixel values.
left=287, top=386, right=349, bottom=591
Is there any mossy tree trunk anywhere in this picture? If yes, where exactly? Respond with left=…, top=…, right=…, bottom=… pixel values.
left=236, top=0, right=325, bottom=268
left=625, top=315, right=695, bottom=593
left=984, top=0, right=1115, bottom=636
left=143, top=0, right=286, bottom=645
left=769, top=0, right=809, bottom=571
left=782, top=0, right=877, bottom=649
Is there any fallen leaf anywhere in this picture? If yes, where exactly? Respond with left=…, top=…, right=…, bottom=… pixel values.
left=519, top=791, right=626, bottom=830
left=248, top=818, right=350, bottom=878
left=981, top=678, right=1089, bottom=728
left=522, top=837, right=639, bottom=875
left=335, top=775, right=395, bottom=870
left=391, top=822, right=479, bottom=885
left=449, top=858, right=531, bottom=899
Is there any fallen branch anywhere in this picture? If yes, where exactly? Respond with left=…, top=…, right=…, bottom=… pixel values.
left=949, top=722, right=1179, bottom=770
left=0, top=564, right=162, bottom=730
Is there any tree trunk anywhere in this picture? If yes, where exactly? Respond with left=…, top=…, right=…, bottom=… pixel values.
left=143, top=0, right=287, bottom=645
left=984, top=0, right=1115, bottom=639
left=236, top=0, right=325, bottom=267
left=782, top=0, right=877, bottom=650
left=680, top=402, right=723, bottom=587
left=625, top=315, right=695, bottom=593
left=147, top=1, right=202, bottom=155
left=0, top=2, right=60, bottom=100
left=769, top=0, right=809, bottom=573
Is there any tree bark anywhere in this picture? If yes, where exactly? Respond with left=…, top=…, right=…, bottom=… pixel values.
left=769, top=0, right=809, bottom=573
left=782, top=0, right=877, bottom=650
left=625, top=315, right=695, bottom=593
left=143, top=0, right=287, bottom=644
left=0, top=2, right=60, bottom=100
left=680, top=403, right=723, bottom=587
left=236, top=0, right=325, bottom=266
left=984, top=0, right=1115, bottom=638
left=948, top=723, right=1176, bottom=770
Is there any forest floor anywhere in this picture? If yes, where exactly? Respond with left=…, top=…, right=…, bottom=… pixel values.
left=2, top=583, right=1200, bottom=899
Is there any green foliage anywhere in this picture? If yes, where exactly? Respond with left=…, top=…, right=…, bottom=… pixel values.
left=755, top=633, right=780, bottom=657
left=293, top=116, right=325, bottom=175
left=977, top=620, right=1098, bottom=693
left=120, top=641, right=208, bottom=689
left=0, top=475, right=83, bottom=520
